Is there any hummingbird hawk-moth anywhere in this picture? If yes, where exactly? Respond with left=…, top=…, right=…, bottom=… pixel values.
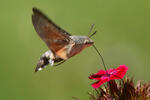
left=32, top=8, right=95, bottom=72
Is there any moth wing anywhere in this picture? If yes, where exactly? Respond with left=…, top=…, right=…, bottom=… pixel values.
left=32, top=8, right=71, bottom=53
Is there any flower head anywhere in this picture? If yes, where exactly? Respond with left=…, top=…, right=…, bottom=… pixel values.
left=89, top=65, right=128, bottom=88
left=88, top=77, right=150, bottom=100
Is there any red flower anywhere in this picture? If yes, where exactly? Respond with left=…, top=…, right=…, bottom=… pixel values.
left=89, top=65, right=128, bottom=88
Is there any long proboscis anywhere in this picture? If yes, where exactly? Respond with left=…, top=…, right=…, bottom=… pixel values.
left=92, top=44, right=107, bottom=71
left=88, top=24, right=107, bottom=70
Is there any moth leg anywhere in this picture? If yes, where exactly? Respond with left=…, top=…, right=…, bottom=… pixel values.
left=53, top=60, right=66, bottom=66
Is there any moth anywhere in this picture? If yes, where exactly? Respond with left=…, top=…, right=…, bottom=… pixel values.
left=32, top=8, right=96, bottom=72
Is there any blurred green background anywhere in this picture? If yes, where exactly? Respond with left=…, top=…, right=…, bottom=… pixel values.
left=0, top=0, right=150, bottom=100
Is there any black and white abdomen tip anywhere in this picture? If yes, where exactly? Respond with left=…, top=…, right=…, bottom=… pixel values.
left=35, top=50, right=54, bottom=72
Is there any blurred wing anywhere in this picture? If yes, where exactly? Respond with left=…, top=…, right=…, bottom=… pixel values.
left=32, top=8, right=71, bottom=53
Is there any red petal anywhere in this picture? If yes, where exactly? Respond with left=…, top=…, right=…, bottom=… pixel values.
left=110, top=65, right=128, bottom=80
left=91, top=77, right=110, bottom=88
left=89, top=65, right=128, bottom=88
left=89, top=70, right=107, bottom=80
left=97, top=69, right=107, bottom=75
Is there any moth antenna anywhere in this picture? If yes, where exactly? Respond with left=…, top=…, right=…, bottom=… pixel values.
left=88, top=24, right=95, bottom=36
left=89, top=31, right=97, bottom=38
left=92, top=44, right=107, bottom=71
